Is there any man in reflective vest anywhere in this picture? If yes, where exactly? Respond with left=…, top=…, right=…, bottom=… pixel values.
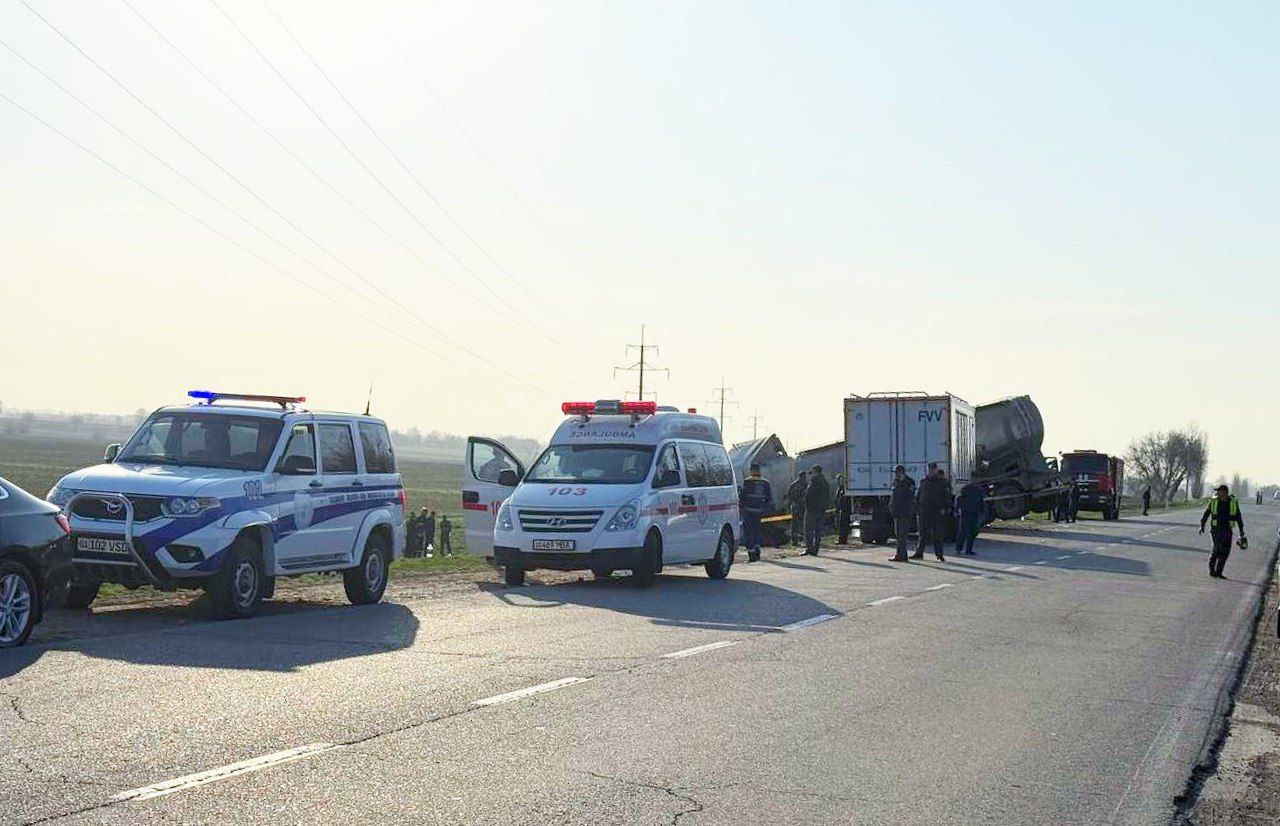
left=738, top=464, right=773, bottom=563
left=1200, top=485, right=1245, bottom=578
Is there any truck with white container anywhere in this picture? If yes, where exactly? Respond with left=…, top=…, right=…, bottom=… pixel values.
left=842, top=392, right=976, bottom=544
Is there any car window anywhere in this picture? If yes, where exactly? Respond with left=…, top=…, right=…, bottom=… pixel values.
left=472, top=441, right=518, bottom=483
left=677, top=442, right=709, bottom=487
left=359, top=422, right=396, bottom=474
left=653, top=444, right=682, bottom=488
left=705, top=445, right=734, bottom=487
left=279, top=424, right=316, bottom=471
left=319, top=424, right=358, bottom=475
left=119, top=413, right=281, bottom=471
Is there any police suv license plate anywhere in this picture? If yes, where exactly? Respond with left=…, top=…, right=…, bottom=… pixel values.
left=532, top=539, right=576, bottom=551
left=77, top=536, right=130, bottom=556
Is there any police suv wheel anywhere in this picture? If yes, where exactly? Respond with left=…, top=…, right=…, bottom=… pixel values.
left=63, top=582, right=100, bottom=610
left=208, top=535, right=264, bottom=620
left=704, top=530, right=734, bottom=580
left=0, top=561, right=36, bottom=648
left=345, top=534, right=390, bottom=605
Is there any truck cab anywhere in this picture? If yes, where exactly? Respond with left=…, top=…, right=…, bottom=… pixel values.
left=464, top=400, right=739, bottom=587
left=1061, top=450, right=1124, bottom=520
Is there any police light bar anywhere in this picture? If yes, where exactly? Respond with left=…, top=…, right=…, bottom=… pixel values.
left=189, top=390, right=306, bottom=409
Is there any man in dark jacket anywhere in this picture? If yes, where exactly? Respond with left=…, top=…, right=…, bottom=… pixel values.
left=787, top=471, right=808, bottom=545
left=888, top=465, right=916, bottom=562
left=738, top=463, right=772, bottom=562
left=439, top=514, right=453, bottom=555
left=422, top=509, right=437, bottom=556
left=1142, top=486, right=1152, bottom=516
left=1200, top=485, right=1245, bottom=578
left=835, top=474, right=851, bottom=545
left=803, top=466, right=832, bottom=556
left=955, top=480, right=985, bottom=556
left=914, top=466, right=950, bottom=562
left=406, top=512, right=423, bottom=558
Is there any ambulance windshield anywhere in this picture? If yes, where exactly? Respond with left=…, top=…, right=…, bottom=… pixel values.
left=526, top=444, right=656, bottom=485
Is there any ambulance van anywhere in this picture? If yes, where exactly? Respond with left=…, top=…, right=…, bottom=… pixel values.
left=464, top=401, right=739, bottom=586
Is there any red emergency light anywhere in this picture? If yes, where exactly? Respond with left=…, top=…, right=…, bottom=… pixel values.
left=560, top=400, right=657, bottom=417
left=620, top=401, right=657, bottom=416
left=562, top=401, right=596, bottom=416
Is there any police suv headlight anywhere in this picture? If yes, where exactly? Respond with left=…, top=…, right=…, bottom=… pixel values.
left=605, top=500, right=640, bottom=532
left=162, top=497, right=220, bottom=518
left=47, top=485, right=76, bottom=508
left=497, top=502, right=515, bottom=532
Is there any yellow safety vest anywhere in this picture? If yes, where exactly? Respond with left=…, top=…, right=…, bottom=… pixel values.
left=1207, top=495, right=1240, bottom=530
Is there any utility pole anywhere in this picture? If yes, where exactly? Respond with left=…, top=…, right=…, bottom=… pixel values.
left=707, top=378, right=738, bottom=432
left=747, top=410, right=765, bottom=440
left=614, top=324, right=668, bottom=402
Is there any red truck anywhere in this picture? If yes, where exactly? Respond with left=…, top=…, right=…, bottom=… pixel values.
left=1061, top=450, right=1124, bottom=520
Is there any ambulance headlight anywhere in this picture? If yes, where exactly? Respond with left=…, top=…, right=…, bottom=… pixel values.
left=497, top=502, right=514, bottom=532
left=162, top=497, right=220, bottom=518
left=605, top=499, right=640, bottom=532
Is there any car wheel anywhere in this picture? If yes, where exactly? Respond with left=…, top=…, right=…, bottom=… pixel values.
left=591, top=568, right=614, bottom=581
left=630, top=532, right=661, bottom=588
left=504, top=565, right=526, bottom=587
left=0, top=560, right=37, bottom=648
left=63, top=581, right=100, bottom=610
left=207, top=534, right=264, bottom=620
left=344, top=533, right=390, bottom=605
left=704, top=529, right=734, bottom=580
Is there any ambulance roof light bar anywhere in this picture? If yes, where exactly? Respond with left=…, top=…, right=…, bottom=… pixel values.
left=560, top=400, right=658, bottom=419
left=189, top=390, right=306, bottom=410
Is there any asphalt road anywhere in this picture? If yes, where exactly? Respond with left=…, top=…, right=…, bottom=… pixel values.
left=3, top=505, right=1276, bottom=825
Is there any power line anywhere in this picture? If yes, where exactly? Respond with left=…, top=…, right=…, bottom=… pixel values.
left=614, top=324, right=668, bottom=402
left=360, top=0, right=639, bottom=326
left=707, top=378, right=738, bottom=432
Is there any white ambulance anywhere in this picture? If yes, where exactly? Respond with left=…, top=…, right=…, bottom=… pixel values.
left=463, top=401, right=740, bottom=586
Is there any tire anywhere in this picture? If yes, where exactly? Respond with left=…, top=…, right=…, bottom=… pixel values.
left=503, top=565, right=526, bottom=587
left=344, top=533, right=390, bottom=605
left=704, top=529, right=734, bottom=579
left=207, top=534, right=264, bottom=620
left=262, top=576, right=277, bottom=600
left=0, top=560, right=37, bottom=648
left=591, top=568, right=614, bottom=581
left=63, top=581, right=100, bottom=610
left=992, top=484, right=1028, bottom=521
left=630, top=531, right=661, bottom=588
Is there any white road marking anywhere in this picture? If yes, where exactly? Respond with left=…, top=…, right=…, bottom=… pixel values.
left=472, top=677, right=591, bottom=707
left=867, top=596, right=905, bottom=606
left=924, top=583, right=955, bottom=591
left=1056, top=555, right=1074, bottom=560
left=783, top=613, right=840, bottom=630
left=1004, top=565, right=1025, bottom=572
left=661, top=640, right=740, bottom=659
left=1034, top=560, right=1049, bottom=565
left=114, top=743, right=340, bottom=802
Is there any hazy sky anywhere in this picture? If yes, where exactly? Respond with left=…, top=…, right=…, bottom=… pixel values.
left=2, top=1, right=1276, bottom=481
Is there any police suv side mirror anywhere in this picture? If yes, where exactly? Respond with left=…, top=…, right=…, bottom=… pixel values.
left=103, top=443, right=121, bottom=462
left=498, top=468, right=520, bottom=487
left=277, top=455, right=317, bottom=476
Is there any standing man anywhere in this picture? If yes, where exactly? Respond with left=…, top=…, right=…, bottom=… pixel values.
left=955, top=479, right=985, bottom=556
left=888, top=465, right=917, bottom=562
left=913, top=465, right=949, bottom=562
left=1142, top=486, right=1152, bottom=516
left=803, top=465, right=832, bottom=556
left=738, top=463, right=773, bottom=563
left=1067, top=484, right=1080, bottom=523
left=406, top=511, right=423, bottom=558
left=787, top=471, right=809, bottom=546
left=835, top=474, right=852, bottom=545
left=422, top=509, right=437, bottom=557
left=439, top=514, right=453, bottom=555
left=1200, top=484, right=1245, bottom=578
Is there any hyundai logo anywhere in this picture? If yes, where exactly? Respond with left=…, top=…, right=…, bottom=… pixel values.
left=546, top=516, right=567, bottom=527
left=103, top=499, right=123, bottom=515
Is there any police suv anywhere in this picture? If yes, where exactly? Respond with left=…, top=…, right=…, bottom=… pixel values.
left=47, top=391, right=406, bottom=618
left=464, top=400, right=739, bottom=586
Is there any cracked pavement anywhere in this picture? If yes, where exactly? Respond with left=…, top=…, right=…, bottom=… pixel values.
left=2, top=505, right=1276, bottom=824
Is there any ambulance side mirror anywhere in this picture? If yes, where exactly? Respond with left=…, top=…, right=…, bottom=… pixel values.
left=656, top=469, right=682, bottom=489
left=103, top=443, right=121, bottom=462
left=498, top=469, right=520, bottom=487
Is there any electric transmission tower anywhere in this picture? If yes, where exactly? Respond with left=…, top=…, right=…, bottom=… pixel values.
left=614, top=324, right=668, bottom=402
left=707, top=378, right=738, bottom=432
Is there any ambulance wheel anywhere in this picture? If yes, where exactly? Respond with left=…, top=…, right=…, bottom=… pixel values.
left=504, top=566, right=526, bottom=587
left=207, top=534, right=264, bottom=620
left=63, top=582, right=100, bottom=609
left=345, top=533, right=390, bottom=605
left=630, top=532, right=661, bottom=588
left=591, top=568, right=614, bottom=581
left=704, top=529, right=734, bottom=580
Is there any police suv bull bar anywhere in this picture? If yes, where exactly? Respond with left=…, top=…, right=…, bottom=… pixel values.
left=65, top=491, right=161, bottom=585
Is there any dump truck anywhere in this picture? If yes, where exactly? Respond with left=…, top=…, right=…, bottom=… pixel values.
left=972, top=395, right=1066, bottom=520
left=1061, top=449, right=1124, bottom=520
left=843, top=392, right=975, bottom=544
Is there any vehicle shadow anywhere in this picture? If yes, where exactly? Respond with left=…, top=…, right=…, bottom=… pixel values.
left=480, top=573, right=839, bottom=633
left=989, top=526, right=1194, bottom=554
left=968, top=536, right=1152, bottom=576
left=1, top=599, right=419, bottom=678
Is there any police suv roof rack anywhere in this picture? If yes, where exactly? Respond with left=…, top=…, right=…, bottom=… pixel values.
left=188, top=390, right=306, bottom=410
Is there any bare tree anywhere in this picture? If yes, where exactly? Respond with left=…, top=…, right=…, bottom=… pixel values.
left=1126, top=427, right=1209, bottom=506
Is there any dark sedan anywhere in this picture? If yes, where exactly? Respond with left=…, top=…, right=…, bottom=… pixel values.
left=0, top=477, right=72, bottom=647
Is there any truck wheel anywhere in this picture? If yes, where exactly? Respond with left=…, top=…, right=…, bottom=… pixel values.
left=0, top=560, right=37, bottom=648
left=704, top=529, right=734, bottom=580
left=630, top=532, right=661, bottom=588
left=63, top=582, right=100, bottom=610
left=207, top=534, right=265, bottom=620
left=344, top=533, right=390, bottom=605
left=992, top=484, right=1028, bottom=520
left=504, top=565, right=526, bottom=586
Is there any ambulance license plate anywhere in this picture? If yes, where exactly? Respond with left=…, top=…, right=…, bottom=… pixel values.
left=532, top=539, right=576, bottom=551
left=77, top=537, right=130, bottom=556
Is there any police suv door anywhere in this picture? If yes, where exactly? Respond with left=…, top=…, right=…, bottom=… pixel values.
left=463, top=437, right=525, bottom=558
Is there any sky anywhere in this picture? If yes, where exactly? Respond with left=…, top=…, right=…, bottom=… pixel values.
left=1, top=1, right=1276, bottom=482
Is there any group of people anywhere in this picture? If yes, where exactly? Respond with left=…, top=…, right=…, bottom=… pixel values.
left=405, top=506, right=454, bottom=557
left=737, top=463, right=835, bottom=560
left=888, top=463, right=986, bottom=563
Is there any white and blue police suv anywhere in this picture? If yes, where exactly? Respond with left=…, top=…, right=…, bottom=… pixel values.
left=47, top=391, right=406, bottom=619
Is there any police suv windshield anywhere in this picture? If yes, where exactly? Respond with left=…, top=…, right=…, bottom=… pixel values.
left=525, top=444, right=656, bottom=485
left=118, top=412, right=283, bottom=471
